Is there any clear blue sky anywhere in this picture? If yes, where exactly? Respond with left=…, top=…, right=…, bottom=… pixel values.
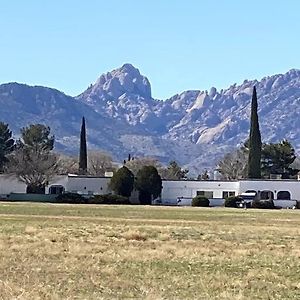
left=1, top=1, right=299, bottom=99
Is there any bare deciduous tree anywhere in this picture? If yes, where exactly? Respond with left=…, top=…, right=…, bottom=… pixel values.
left=218, top=149, right=248, bottom=180
left=159, top=160, right=189, bottom=180
left=290, top=157, right=300, bottom=170
left=88, top=151, right=114, bottom=176
left=7, top=146, right=58, bottom=193
left=56, top=154, right=79, bottom=175
left=125, top=157, right=161, bottom=176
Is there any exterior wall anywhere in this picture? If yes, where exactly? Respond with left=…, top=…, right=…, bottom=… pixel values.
left=162, top=179, right=300, bottom=206
left=0, top=175, right=68, bottom=195
left=46, top=175, right=69, bottom=193
left=0, top=174, right=108, bottom=196
left=161, top=180, right=240, bottom=201
left=209, top=198, right=226, bottom=207
left=66, top=175, right=111, bottom=195
left=239, top=180, right=300, bottom=201
left=0, top=175, right=27, bottom=195
left=275, top=200, right=297, bottom=209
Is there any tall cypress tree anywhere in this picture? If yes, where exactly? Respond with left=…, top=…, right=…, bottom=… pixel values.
left=0, top=122, right=15, bottom=172
left=79, top=117, right=87, bottom=174
left=248, top=86, right=262, bottom=178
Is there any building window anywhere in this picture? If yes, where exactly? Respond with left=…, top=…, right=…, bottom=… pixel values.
left=260, top=190, right=274, bottom=200
left=197, top=191, right=213, bottom=198
left=277, top=191, right=291, bottom=200
left=222, top=191, right=235, bottom=199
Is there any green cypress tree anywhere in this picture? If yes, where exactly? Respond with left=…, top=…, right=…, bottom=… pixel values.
left=0, top=122, right=15, bottom=172
left=79, top=117, right=87, bottom=174
left=248, top=86, right=262, bottom=178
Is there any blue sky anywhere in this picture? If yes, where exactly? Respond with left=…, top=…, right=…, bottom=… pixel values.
left=0, top=1, right=299, bottom=99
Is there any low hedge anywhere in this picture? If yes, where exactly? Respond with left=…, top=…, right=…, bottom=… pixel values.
left=252, top=199, right=275, bottom=209
left=191, top=196, right=210, bottom=207
left=55, top=193, right=130, bottom=205
left=225, top=196, right=242, bottom=208
left=89, top=194, right=130, bottom=205
left=55, top=192, right=87, bottom=204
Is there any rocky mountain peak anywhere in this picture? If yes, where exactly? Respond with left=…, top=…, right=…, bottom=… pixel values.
left=284, top=68, right=300, bottom=78
left=79, top=63, right=152, bottom=103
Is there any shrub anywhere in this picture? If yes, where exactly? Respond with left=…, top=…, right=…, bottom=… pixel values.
left=225, top=196, right=242, bottom=208
left=55, top=192, right=86, bottom=204
left=191, top=196, right=210, bottom=207
left=252, top=199, right=275, bottom=209
left=110, top=166, right=134, bottom=197
left=136, top=166, right=162, bottom=205
left=88, top=194, right=130, bottom=205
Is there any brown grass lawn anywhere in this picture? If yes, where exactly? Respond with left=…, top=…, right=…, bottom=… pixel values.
left=0, top=203, right=299, bottom=299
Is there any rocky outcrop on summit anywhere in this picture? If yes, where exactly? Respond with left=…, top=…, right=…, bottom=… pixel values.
left=79, top=64, right=151, bottom=102
left=77, top=64, right=157, bottom=128
left=164, top=69, right=300, bottom=149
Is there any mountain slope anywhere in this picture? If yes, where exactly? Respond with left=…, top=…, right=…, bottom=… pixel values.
left=0, top=83, right=129, bottom=154
left=0, top=65, right=300, bottom=175
left=163, top=69, right=300, bottom=148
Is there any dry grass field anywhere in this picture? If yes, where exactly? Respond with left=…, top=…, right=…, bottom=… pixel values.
left=0, top=203, right=299, bottom=299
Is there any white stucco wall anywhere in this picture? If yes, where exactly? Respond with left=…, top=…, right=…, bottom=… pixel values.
left=66, top=175, right=111, bottom=195
left=0, top=175, right=69, bottom=195
left=161, top=180, right=240, bottom=201
left=0, top=175, right=26, bottom=194
left=45, top=175, right=69, bottom=193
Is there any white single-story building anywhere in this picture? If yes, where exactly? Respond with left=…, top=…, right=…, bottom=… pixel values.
left=0, top=175, right=69, bottom=196
left=1, top=174, right=299, bottom=208
left=161, top=179, right=300, bottom=207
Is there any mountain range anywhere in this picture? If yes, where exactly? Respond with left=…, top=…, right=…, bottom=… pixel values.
left=1, top=64, right=299, bottom=175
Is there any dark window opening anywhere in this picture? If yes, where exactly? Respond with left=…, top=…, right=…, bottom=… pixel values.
left=277, top=191, right=291, bottom=200
left=197, top=191, right=213, bottom=198
left=49, top=185, right=65, bottom=195
left=260, top=190, right=274, bottom=200
left=222, top=191, right=235, bottom=199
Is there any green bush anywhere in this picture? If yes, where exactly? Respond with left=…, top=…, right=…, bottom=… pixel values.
left=225, top=196, right=242, bottom=208
left=252, top=199, right=275, bottom=209
left=88, top=194, right=130, bottom=205
left=136, top=166, right=162, bottom=205
left=110, top=166, right=134, bottom=197
left=55, top=192, right=86, bottom=204
left=191, top=196, right=210, bottom=207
